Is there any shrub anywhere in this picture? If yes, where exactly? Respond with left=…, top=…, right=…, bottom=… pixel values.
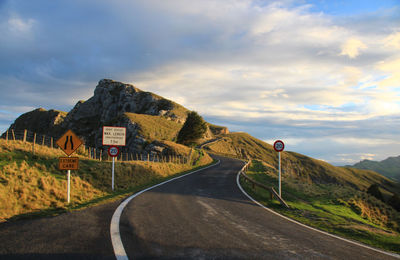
left=389, top=194, right=400, bottom=211
left=177, top=111, right=207, bottom=145
left=366, top=183, right=384, bottom=202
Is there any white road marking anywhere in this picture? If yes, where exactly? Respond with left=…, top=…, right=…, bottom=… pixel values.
left=236, top=171, right=400, bottom=259
left=110, top=160, right=220, bottom=260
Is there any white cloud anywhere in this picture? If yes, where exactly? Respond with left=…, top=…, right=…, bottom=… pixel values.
left=340, top=38, right=367, bottom=58
left=384, top=31, right=400, bottom=50
left=0, top=0, right=400, bottom=165
left=8, top=17, right=35, bottom=34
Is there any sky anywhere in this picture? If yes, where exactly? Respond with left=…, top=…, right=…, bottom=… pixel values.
left=0, top=0, right=399, bottom=165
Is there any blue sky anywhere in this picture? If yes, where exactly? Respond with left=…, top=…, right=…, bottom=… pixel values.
left=0, top=0, right=399, bottom=165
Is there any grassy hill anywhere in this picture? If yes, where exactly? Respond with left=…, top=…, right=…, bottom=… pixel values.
left=350, top=156, right=400, bottom=182
left=205, top=132, right=399, bottom=196
left=203, top=132, right=400, bottom=252
left=0, top=139, right=213, bottom=222
left=123, top=112, right=183, bottom=142
left=240, top=160, right=400, bottom=253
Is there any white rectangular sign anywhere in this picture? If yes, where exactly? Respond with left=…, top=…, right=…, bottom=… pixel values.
left=102, top=126, right=126, bottom=146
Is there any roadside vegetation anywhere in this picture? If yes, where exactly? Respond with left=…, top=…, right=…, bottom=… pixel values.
left=240, top=160, right=400, bottom=253
left=0, top=139, right=213, bottom=222
left=123, top=112, right=183, bottom=142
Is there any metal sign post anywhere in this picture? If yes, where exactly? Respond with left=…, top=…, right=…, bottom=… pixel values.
left=273, top=140, right=285, bottom=197
left=108, top=146, right=120, bottom=191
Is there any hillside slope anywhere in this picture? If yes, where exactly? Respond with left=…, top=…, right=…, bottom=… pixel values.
left=205, top=132, right=399, bottom=196
left=350, top=156, right=400, bottom=182
left=0, top=139, right=213, bottom=221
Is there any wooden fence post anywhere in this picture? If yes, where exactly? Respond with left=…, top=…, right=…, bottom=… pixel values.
left=51, top=137, right=53, bottom=148
left=5, top=130, right=8, bottom=143
left=42, top=135, right=45, bottom=146
left=23, top=129, right=27, bottom=143
left=32, top=133, right=36, bottom=154
left=100, top=150, right=102, bottom=161
left=11, top=129, right=15, bottom=141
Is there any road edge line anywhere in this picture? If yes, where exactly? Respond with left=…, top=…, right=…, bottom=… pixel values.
left=110, top=160, right=221, bottom=260
left=236, top=172, right=400, bottom=259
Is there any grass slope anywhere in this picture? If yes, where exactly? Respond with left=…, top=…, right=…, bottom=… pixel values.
left=0, top=139, right=213, bottom=222
left=240, top=160, right=400, bottom=253
left=206, top=132, right=399, bottom=196
left=123, top=112, right=183, bottom=142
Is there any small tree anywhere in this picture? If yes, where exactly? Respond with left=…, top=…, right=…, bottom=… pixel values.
left=177, top=111, right=207, bottom=145
left=367, top=183, right=384, bottom=202
left=388, top=194, right=400, bottom=211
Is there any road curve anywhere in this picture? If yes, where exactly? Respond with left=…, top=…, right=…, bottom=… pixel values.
left=118, top=155, right=398, bottom=259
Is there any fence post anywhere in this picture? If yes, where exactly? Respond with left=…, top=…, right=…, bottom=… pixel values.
left=5, top=130, right=8, bottom=143
left=51, top=137, right=53, bottom=148
left=42, top=135, right=45, bottom=146
left=11, top=129, right=15, bottom=141
left=99, top=150, right=102, bottom=161
left=32, top=133, right=36, bottom=154
left=23, top=129, right=27, bottom=143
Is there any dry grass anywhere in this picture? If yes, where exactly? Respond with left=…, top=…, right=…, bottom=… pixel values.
left=124, top=112, right=183, bottom=141
left=0, top=139, right=213, bottom=221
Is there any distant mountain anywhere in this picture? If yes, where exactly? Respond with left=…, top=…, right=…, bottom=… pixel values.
left=349, top=156, right=400, bottom=182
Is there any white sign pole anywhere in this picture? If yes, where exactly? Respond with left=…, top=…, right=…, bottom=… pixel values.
left=67, top=169, right=70, bottom=203
left=112, top=157, right=115, bottom=191
left=278, top=152, right=281, bottom=197
left=67, top=153, right=71, bottom=204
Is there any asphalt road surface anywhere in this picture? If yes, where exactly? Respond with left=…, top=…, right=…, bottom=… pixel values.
left=0, top=155, right=398, bottom=259
left=119, top=155, right=398, bottom=259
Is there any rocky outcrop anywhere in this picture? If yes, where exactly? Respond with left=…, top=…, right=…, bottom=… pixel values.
left=6, top=108, right=67, bottom=137
left=61, top=79, right=188, bottom=145
left=4, top=79, right=229, bottom=154
left=3, top=79, right=203, bottom=154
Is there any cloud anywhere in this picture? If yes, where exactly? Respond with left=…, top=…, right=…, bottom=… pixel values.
left=340, top=38, right=367, bottom=58
left=0, top=0, right=399, bottom=165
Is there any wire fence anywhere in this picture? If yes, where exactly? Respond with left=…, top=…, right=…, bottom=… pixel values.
left=1, top=129, right=191, bottom=164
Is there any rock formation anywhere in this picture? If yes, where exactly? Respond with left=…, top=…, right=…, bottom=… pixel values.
left=3, top=79, right=227, bottom=154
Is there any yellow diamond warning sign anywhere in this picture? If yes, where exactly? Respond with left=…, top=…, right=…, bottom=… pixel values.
left=56, top=130, right=83, bottom=156
left=59, top=157, right=79, bottom=170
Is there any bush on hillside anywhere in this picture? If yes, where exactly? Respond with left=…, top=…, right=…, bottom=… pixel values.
left=366, top=183, right=384, bottom=202
left=177, top=111, right=207, bottom=145
left=389, top=194, right=400, bottom=212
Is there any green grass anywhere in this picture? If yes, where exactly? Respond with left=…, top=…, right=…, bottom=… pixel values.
left=240, top=160, right=400, bottom=254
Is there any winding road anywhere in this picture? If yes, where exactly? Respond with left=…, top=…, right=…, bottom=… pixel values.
left=0, top=155, right=398, bottom=259
left=115, top=155, right=398, bottom=259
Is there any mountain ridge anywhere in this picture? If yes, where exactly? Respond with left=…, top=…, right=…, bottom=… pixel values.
left=348, top=156, right=400, bottom=182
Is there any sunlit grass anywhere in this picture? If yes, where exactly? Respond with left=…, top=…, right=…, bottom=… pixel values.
left=240, top=160, right=400, bottom=253
left=0, top=139, right=213, bottom=222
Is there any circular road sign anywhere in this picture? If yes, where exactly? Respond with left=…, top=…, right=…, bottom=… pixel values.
left=273, top=140, right=285, bottom=152
left=108, top=146, right=120, bottom=157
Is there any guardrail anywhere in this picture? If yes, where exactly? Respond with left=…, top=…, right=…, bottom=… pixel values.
left=1, top=129, right=190, bottom=164
left=239, top=160, right=290, bottom=209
